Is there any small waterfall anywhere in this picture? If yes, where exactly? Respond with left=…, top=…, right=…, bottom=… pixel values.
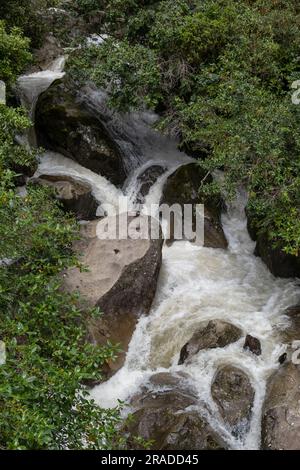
left=17, top=56, right=65, bottom=147
left=80, top=86, right=188, bottom=176
left=17, top=56, right=65, bottom=117
left=35, top=151, right=123, bottom=212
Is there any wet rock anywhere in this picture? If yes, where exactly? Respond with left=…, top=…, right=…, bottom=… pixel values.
left=282, top=305, right=300, bottom=345
left=211, top=365, right=255, bottom=437
left=243, top=335, right=262, bottom=356
left=11, top=159, right=38, bottom=186
left=63, top=215, right=163, bottom=374
left=247, top=211, right=300, bottom=278
left=179, top=320, right=242, bottom=365
left=35, top=80, right=126, bottom=186
left=124, top=372, right=226, bottom=450
left=278, top=353, right=287, bottom=365
left=31, top=34, right=63, bottom=72
left=161, top=163, right=227, bottom=248
left=136, top=165, right=166, bottom=204
left=262, top=363, right=300, bottom=450
left=255, top=235, right=300, bottom=278
left=30, top=175, right=98, bottom=220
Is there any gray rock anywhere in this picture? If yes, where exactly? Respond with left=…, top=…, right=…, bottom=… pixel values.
left=124, top=372, right=226, bottom=450
left=31, top=34, right=63, bottom=72
left=262, top=363, right=300, bottom=450
left=179, top=320, right=242, bottom=365
left=161, top=163, right=228, bottom=248
left=211, top=365, right=255, bottom=437
left=247, top=210, right=300, bottom=278
left=282, top=305, right=300, bottom=344
left=30, top=175, right=98, bottom=220
left=35, top=80, right=126, bottom=186
left=63, top=215, right=163, bottom=374
left=136, top=165, right=166, bottom=204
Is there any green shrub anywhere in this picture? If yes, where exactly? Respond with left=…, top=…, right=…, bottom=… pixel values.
left=66, top=0, right=300, bottom=255
left=0, top=21, right=31, bottom=86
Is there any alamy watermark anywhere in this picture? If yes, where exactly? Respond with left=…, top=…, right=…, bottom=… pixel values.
left=0, top=341, right=6, bottom=366
left=292, top=80, right=300, bottom=105
left=94, top=197, right=204, bottom=244
left=0, top=80, right=6, bottom=105
left=291, top=340, right=300, bottom=365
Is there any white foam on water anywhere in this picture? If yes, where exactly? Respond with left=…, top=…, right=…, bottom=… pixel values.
left=36, top=151, right=122, bottom=211
left=86, top=34, right=109, bottom=47
left=17, top=56, right=65, bottom=116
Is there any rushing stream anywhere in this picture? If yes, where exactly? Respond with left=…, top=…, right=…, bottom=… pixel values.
left=17, top=57, right=300, bottom=450
left=90, top=182, right=300, bottom=450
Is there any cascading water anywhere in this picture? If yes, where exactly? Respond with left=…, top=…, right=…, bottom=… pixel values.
left=35, top=151, right=123, bottom=214
left=17, top=55, right=300, bottom=450
left=16, top=56, right=66, bottom=148
left=80, top=86, right=189, bottom=176
left=17, top=56, right=65, bottom=117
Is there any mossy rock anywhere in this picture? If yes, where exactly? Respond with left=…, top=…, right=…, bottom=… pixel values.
left=35, top=79, right=126, bottom=186
left=247, top=207, right=300, bottom=278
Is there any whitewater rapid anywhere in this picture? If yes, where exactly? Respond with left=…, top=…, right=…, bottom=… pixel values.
left=90, top=183, right=300, bottom=450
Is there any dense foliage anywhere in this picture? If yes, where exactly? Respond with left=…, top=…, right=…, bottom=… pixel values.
left=0, top=21, right=31, bottom=86
left=0, top=1, right=59, bottom=47
left=0, top=182, right=124, bottom=449
left=68, top=0, right=300, bottom=256
left=0, top=8, right=126, bottom=450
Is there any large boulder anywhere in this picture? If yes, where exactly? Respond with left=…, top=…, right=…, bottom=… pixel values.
left=161, top=163, right=227, bottom=248
left=35, top=80, right=126, bottom=186
left=211, top=365, right=255, bottom=438
left=179, top=320, right=242, bottom=365
left=247, top=211, right=300, bottom=278
left=262, top=363, right=300, bottom=450
left=63, top=214, right=163, bottom=374
left=124, top=372, right=226, bottom=450
left=30, top=175, right=98, bottom=220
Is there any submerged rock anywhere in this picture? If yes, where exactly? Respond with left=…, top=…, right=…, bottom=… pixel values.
left=35, top=80, right=126, bottom=186
left=211, top=365, right=255, bottom=437
left=63, top=214, right=163, bottom=374
left=262, top=363, right=300, bottom=450
left=243, top=335, right=262, bottom=356
left=179, top=320, right=242, bottom=365
left=161, top=163, right=227, bottom=248
left=30, top=175, right=98, bottom=220
left=124, top=372, right=226, bottom=450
